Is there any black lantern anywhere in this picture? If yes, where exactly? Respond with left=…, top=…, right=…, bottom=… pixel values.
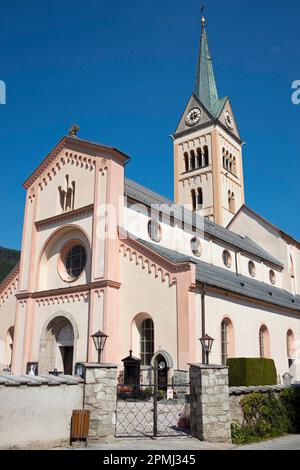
left=199, top=334, right=215, bottom=365
left=91, top=330, right=108, bottom=363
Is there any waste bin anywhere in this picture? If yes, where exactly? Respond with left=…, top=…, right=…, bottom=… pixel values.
left=70, top=409, right=90, bottom=446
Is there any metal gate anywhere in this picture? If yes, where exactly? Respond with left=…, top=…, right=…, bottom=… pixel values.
left=115, top=372, right=190, bottom=438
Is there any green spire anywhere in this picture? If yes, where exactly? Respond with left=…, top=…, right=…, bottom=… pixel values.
left=194, top=16, right=219, bottom=113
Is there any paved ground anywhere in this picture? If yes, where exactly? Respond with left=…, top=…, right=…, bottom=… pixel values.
left=234, top=434, right=300, bottom=450
left=64, top=434, right=300, bottom=451
left=83, top=437, right=234, bottom=451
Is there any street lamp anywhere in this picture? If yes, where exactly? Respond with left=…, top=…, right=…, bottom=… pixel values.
left=91, top=330, right=108, bottom=363
left=199, top=334, right=214, bottom=365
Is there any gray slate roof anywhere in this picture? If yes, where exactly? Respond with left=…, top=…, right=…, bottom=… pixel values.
left=124, top=178, right=283, bottom=269
left=134, top=236, right=300, bottom=313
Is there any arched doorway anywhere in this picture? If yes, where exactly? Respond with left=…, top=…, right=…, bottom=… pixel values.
left=154, top=354, right=168, bottom=389
left=151, top=350, right=173, bottom=390
left=39, top=316, right=75, bottom=375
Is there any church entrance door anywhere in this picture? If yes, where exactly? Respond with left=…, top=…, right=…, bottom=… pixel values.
left=39, top=316, right=75, bottom=375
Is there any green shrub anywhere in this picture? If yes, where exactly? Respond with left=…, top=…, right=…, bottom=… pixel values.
left=227, top=358, right=277, bottom=387
left=231, top=388, right=300, bottom=445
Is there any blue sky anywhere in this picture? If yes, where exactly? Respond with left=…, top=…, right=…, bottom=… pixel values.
left=0, top=0, right=299, bottom=249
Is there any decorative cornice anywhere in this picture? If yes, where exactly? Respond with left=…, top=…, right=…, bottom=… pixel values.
left=16, top=279, right=121, bottom=301
left=119, top=230, right=193, bottom=287
left=35, top=204, right=94, bottom=230
left=23, top=136, right=130, bottom=190
left=0, top=263, right=20, bottom=299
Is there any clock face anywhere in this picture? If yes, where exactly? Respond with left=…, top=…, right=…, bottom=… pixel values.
left=185, top=108, right=202, bottom=126
left=225, top=112, right=234, bottom=129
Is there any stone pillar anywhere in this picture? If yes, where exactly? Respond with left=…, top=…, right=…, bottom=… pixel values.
left=189, top=364, right=231, bottom=443
left=83, top=363, right=118, bottom=441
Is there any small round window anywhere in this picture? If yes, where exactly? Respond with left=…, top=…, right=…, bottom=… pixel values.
left=223, top=250, right=232, bottom=268
left=64, top=244, right=87, bottom=279
left=191, top=237, right=202, bottom=257
left=148, top=220, right=162, bottom=242
left=248, top=261, right=256, bottom=277
left=269, top=270, right=276, bottom=285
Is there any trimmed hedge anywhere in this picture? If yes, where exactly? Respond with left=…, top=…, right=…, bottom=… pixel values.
left=227, top=358, right=277, bottom=387
left=231, top=387, right=300, bottom=444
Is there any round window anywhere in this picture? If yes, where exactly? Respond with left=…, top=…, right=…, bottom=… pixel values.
left=248, top=261, right=256, bottom=277
left=269, top=270, right=276, bottom=285
left=63, top=244, right=87, bottom=280
left=222, top=250, right=232, bottom=268
left=148, top=220, right=162, bottom=242
left=191, top=237, right=202, bottom=257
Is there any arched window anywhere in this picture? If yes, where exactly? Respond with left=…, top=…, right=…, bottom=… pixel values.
left=190, top=150, right=196, bottom=171
left=140, top=319, right=154, bottom=366
left=196, top=148, right=202, bottom=168
left=221, top=318, right=234, bottom=365
left=259, top=325, right=269, bottom=358
left=148, top=219, right=162, bottom=242
left=290, top=254, right=295, bottom=278
left=223, top=250, right=232, bottom=268
left=191, top=189, right=197, bottom=211
left=287, top=330, right=295, bottom=368
left=248, top=260, right=256, bottom=278
left=184, top=152, right=189, bottom=173
left=190, top=237, right=202, bottom=257
left=228, top=191, right=235, bottom=213
left=197, top=187, right=203, bottom=207
left=203, top=145, right=209, bottom=166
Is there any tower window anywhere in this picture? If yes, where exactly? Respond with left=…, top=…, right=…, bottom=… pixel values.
left=203, top=145, right=209, bottom=166
left=184, top=152, right=189, bottom=173
left=196, top=148, right=202, bottom=168
left=197, top=187, right=203, bottom=207
left=190, top=150, right=196, bottom=171
left=228, top=191, right=235, bottom=213
left=191, top=189, right=196, bottom=211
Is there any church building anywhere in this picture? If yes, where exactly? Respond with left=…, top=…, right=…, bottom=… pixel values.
left=0, top=15, right=299, bottom=383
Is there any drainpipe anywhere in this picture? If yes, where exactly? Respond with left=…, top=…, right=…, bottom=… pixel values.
left=201, top=284, right=207, bottom=364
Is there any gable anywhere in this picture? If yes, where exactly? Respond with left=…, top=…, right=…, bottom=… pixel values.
left=217, top=98, right=241, bottom=140
left=174, top=94, right=214, bottom=136
left=35, top=146, right=96, bottom=222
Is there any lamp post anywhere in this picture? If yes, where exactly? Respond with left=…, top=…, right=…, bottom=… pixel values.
left=199, top=334, right=214, bottom=365
left=91, top=330, right=108, bottom=363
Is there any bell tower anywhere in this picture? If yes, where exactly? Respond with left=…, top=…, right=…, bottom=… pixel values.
left=173, top=15, right=245, bottom=227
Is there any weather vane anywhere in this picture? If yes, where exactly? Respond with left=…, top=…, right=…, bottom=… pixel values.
left=201, top=5, right=206, bottom=25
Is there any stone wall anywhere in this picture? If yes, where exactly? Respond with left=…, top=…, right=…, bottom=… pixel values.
left=229, top=384, right=291, bottom=426
left=0, top=374, right=83, bottom=450
left=189, top=364, right=231, bottom=443
left=83, top=363, right=118, bottom=441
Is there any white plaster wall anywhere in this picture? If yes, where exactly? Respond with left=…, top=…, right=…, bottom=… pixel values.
left=203, top=291, right=300, bottom=381
left=124, top=205, right=282, bottom=284
left=119, top=254, right=178, bottom=369
left=229, top=211, right=293, bottom=293
left=0, top=383, right=83, bottom=449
